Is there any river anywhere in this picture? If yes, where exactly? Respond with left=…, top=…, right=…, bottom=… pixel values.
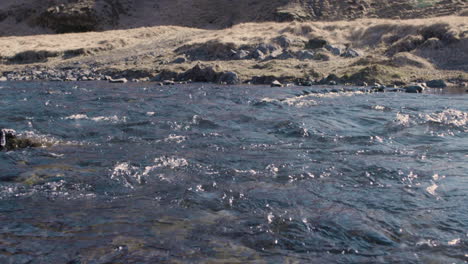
left=0, top=82, right=467, bottom=263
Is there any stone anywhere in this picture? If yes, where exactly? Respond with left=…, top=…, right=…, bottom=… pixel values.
left=219, top=71, right=240, bottom=85
left=328, top=80, right=337, bottom=85
left=108, top=78, right=128, bottom=83
left=296, top=50, right=315, bottom=60
left=274, top=36, right=292, bottom=49
left=271, top=80, right=283, bottom=87
left=163, top=80, right=175, bottom=85
left=1, top=129, right=39, bottom=151
left=172, top=57, right=187, bottom=64
left=371, top=86, right=385, bottom=92
left=252, top=49, right=265, bottom=60
left=181, top=64, right=223, bottom=83
left=1, top=129, right=16, bottom=151
left=235, top=50, right=250, bottom=60
left=341, top=48, right=361, bottom=58
left=275, top=50, right=295, bottom=60
left=426, top=79, right=448, bottom=88
left=0, top=76, right=7, bottom=81
left=325, top=44, right=345, bottom=56
left=257, top=43, right=279, bottom=54
left=404, top=84, right=425, bottom=93
left=305, top=38, right=328, bottom=49
left=373, top=82, right=384, bottom=88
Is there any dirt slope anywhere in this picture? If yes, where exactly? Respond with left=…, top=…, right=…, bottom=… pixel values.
left=0, top=0, right=466, bottom=36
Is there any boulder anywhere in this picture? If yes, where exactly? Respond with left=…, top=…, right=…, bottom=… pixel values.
left=257, top=43, right=279, bottom=54
left=296, top=50, right=315, bottom=60
left=341, top=48, right=362, bottom=58
left=404, top=84, right=425, bottom=93
left=273, top=36, right=292, bottom=49
left=0, top=76, right=7, bottom=82
left=219, top=71, right=240, bottom=85
left=252, top=49, right=266, bottom=60
left=271, top=80, right=283, bottom=87
left=325, top=44, right=345, bottom=56
left=426, top=79, right=447, bottom=88
left=1, top=129, right=39, bottom=151
left=274, top=50, right=295, bottom=60
left=305, top=38, right=328, bottom=49
left=181, top=64, right=223, bottom=83
left=235, top=49, right=250, bottom=60
left=172, top=57, right=187, bottom=64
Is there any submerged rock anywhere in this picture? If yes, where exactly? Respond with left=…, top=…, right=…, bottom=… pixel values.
left=1, top=129, right=40, bottom=151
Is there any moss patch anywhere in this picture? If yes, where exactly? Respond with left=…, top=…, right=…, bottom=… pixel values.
left=343, top=64, right=408, bottom=85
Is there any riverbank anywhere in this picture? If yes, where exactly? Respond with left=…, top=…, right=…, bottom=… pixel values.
left=1, top=16, right=467, bottom=87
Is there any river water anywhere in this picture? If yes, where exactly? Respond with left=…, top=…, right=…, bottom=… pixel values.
left=0, top=82, right=467, bottom=263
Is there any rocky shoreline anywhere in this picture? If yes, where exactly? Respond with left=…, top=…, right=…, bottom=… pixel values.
left=1, top=64, right=466, bottom=94
left=1, top=17, right=467, bottom=93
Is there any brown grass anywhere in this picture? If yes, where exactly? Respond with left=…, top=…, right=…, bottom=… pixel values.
left=0, top=16, right=466, bottom=84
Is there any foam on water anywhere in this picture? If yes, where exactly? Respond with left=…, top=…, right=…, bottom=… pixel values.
left=420, top=109, right=468, bottom=128
left=65, top=114, right=126, bottom=123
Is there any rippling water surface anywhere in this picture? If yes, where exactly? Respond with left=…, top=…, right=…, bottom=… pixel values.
left=0, top=82, right=467, bottom=263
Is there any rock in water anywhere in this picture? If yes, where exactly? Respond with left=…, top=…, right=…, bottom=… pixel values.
left=1, top=129, right=40, bottom=151
left=426, top=79, right=448, bottom=88
left=271, top=80, right=283, bottom=87
left=108, top=78, right=128, bottom=83
left=404, top=84, right=425, bottom=93
left=1, top=129, right=16, bottom=150
left=163, top=80, right=175, bottom=85
left=219, top=71, right=240, bottom=85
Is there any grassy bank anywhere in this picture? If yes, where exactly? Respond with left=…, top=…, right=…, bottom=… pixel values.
left=0, top=16, right=467, bottom=85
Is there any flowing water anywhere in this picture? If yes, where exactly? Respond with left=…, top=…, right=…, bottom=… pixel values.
left=0, top=82, right=467, bottom=263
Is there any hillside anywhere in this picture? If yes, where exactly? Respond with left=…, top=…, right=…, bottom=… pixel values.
left=0, top=0, right=466, bottom=36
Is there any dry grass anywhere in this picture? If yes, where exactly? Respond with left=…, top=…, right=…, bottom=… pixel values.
left=0, top=16, right=466, bottom=83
